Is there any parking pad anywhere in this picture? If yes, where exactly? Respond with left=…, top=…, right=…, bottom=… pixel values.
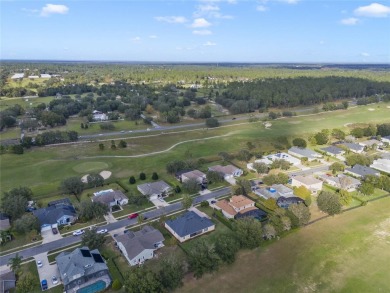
left=34, top=252, right=61, bottom=290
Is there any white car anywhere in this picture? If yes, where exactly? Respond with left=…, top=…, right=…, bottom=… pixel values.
left=52, top=275, right=59, bottom=285
left=96, top=229, right=108, bottom=234
left=37, top=260, right=43, bottom=268
left=72, top=229, right=84, bottom=236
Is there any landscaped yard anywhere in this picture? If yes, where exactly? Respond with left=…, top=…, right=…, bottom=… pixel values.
left=177, top=196, right=390, bottom=293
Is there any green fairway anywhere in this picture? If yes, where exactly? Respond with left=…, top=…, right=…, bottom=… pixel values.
left=72, top=161, right=110, bottom=173
left=177, top=196, right=390, bottom=293
left=1, top=103, right=390, bottom=196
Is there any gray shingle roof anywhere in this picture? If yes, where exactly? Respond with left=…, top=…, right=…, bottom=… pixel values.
left=289, top=147, right=320, bottom=159
left=137, top=181, right=171, bottom=196
left=92, top=190, right=128, bottom=205
left=33, top=202, right=76, bottom=226
left=165, top=211, right=214, bottom=237
left=321, top=146, right=344, bottom=155
left=346, top=164, right=379, bottom=177
left=342, top=142, right=364, bottom=152
left=56, top=247, right=109, bottom=286
left=115, top=225, right=164, bottom=260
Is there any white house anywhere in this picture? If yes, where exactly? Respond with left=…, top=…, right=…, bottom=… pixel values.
left=370, top=158, right=390, bottom=174
left=264, top=152, right=301, bottom=166
left=92, top=110, right=108, bottom=121
left=115, top=225, right=164, bottom=266
left=291, top=175, right=323, bottom=194
left=318, top=174, right=361, bottom=191
left=288, top=147, right=322, bottom=161
left=137, top=181, right=172, bottom=200
left=11, top=73, right=24, bottom=79
left=208, top=165, right=243, bottom=179
left=92, top=189, right=129, bottom=210
left=165, top=211, right=215, bottom=242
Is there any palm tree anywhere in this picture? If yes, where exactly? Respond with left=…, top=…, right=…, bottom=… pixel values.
left=8, top=253, right=23, bottom=274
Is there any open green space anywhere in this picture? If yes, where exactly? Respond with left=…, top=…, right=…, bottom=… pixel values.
left=178, top=196, right=390, bottom=293
left=1, top=102, right=390, bottom=196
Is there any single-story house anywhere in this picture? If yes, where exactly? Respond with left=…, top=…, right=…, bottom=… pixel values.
left=254, top=184, right=294, bottom=200
left=370, top=158, right=390, bottom=174
left=28, top=75, right=39, bottom=79
left=56, top=247, right=111, bottom=293
left=40, top=74, right=51, bottom=78
left=319, top=174, right=361, bottom=191
left=291, top=175, right=323, bottom=194
left=345, top=164, right=380, bottom=178
left=165, top=211, right=215, bottom=242
left=92, top=189, right=129, bottom=210
left=137, top=180, right=172, bottom=200
left=92, top=110, right=108, bottom=121
left=359, top=139, right=383, bottom=149
left=177, top=170, right=207, bottom=184
left=10, top=73, right=24, bottom=79
left=0, top=213, right=10, bottom=231
left=265, top=152, right=301, bottom=166
left=215, top=195, right=258, bottom=219
left=115, top=225, right=164, bottom=266
left=381, top=135, right=390, bottom=144
left=341, top=142, right=365, bottom=154
left=277, top=196, right=305, bottom=209
left=321, top=146, right=345, bottom=157
left=33, top=198, right=77, bottom=232
left=208, top=165, right=243, bottom=179
left=0, top=270, right=16, bottom=293
left=288, top=147, right=322, bottom=161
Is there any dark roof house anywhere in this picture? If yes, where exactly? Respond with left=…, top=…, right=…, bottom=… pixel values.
left=165, top=211, right=215, bottom=242
left=345, top=164, right=380, bottom=178
left=321, top=146, right=345, bottom=156
left=56, top=247, right=111, bottom=293
left=0, top=270, right=16, bottom=293
left=33, top=199, right=77, bottom=231
left=92, top=189, right=129, bottom=209
left=0, top=213, right=10, bottom=231
left=277, top=196, right=305, bottom=209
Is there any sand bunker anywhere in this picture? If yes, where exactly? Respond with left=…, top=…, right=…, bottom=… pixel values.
left=387, top=106, right=390, bottom=109
left=81, top=174, right=89, bottom=183
left=100, top=170, right=112, bottom=179
left=264, top=122, right=272, bottom=129
left=344, top=123, right=353, bottom=127
left=368, top=108, right=375, bottom=111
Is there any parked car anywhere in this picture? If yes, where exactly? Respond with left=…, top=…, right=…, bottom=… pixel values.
left=73, top=229, right=84, bottom=236
left=210, top=200, right=216, bottom=204
left=52, top=275, right=59, bottom=285
left=97, top=229, right=108, bottom=234
left=128, top=213, right=139, bottom=219
left=41, top=279, right=48, bottom=290
left=52, top=227, right=58, bottom=234
left=37, top=260, right=43, bottom=268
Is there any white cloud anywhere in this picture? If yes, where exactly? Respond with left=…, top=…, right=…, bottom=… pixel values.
left=191, top=18, right=212, bottom=28
left=278, top=0, right=299, bottom=4
left=194, top=4, right=233, bottom=19
left=155, top=16, right=188, bottom=23
left=193, top=30, right=213, bottom=35
left=203, top=41, right=217, bottom=46
left=40, top=4, right=69, bottom=17
left=131, top=37, right=141, bottom=42
left=149, top=35, right=157, bottom=39
left=361, top=52, right=370, bottom=57
left=198, top=4, right=220, bottom=12
left=256, top=5, right=268, bottom=12
left=340, top=17, right=359, bottom=25
left=354, top=3, right=390, bottom=17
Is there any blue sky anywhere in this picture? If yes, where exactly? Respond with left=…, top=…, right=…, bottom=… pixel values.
left=1, top=0, right=390, bottom=62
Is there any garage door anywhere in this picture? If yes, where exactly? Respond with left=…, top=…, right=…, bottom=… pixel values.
left=41, top=225, right=52, bottom=232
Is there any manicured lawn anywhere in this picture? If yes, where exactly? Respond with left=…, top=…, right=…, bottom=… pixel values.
left=2, top=102, right=390, bottom=197
left=0, top=232, right=42, bottom=255
left=112, top=202, right=154, bottom=219
left=177, top=196, right=390, bottom=293
left=351, top=188, right=389, bottom=202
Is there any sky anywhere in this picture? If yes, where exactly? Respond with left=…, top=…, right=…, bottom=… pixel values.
left=1, top=0, right=390, bottom=63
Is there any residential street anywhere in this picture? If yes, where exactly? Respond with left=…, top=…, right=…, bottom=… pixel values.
left=0, top=187, right=231, bottom=267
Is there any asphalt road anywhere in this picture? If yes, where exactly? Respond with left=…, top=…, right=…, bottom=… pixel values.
left=0, top=187, right=230, bottom=267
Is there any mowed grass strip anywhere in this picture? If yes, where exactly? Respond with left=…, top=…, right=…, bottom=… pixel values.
left=1, top=103, right=390, bottom=195
left=177, top=196, right=390, bottom=293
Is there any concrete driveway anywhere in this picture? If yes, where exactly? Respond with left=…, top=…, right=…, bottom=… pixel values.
left=42, top=229, right=62, bottom=244
left=150, top=198, right=169, bottom=207
left=34, top=252, right=61, bottom=290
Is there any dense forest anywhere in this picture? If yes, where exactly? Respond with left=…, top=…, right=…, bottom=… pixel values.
left=217, top=77, right=390, bottom=113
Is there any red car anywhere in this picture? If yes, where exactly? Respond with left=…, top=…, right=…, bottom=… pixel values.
left=128, top=213, right=139, bottom=219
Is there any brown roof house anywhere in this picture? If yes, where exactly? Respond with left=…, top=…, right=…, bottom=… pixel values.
left=92, top=189, right=128, bottom=211
left=291, top=175, right=323, bottom=194
left=215, top=195, right=266, bottom=220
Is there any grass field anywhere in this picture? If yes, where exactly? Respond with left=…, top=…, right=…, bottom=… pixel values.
left=1, top=103, right=390, bottom=196
left=177, top=196, right=390, bottom=293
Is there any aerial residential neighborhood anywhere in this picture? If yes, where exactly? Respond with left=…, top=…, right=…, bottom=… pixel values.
left=1, top=1, right=390, bottom=290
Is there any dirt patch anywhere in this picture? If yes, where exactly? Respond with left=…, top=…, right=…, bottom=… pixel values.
left=373, top=218, right=390, bottom=243
left=263, top=122, right=272, bottom=129
left=100, top=170, right=112, bottom=179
